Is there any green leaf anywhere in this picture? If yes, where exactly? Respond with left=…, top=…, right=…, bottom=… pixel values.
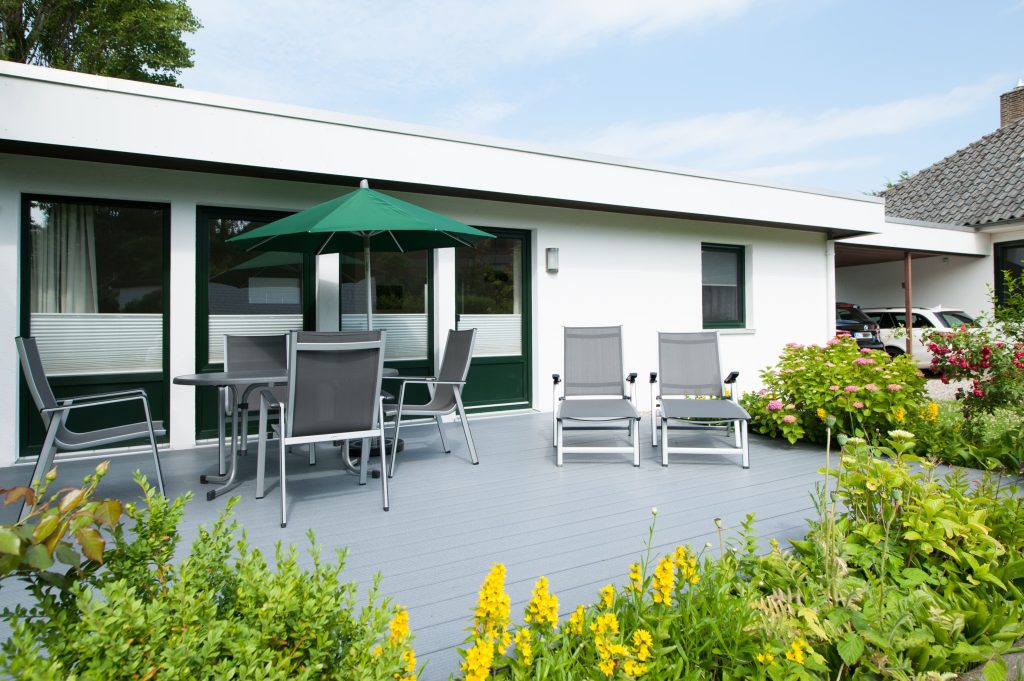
left=31, top=512, right=60, bottom=543
left=54, top=541, right=81, bottom=567
left=982, top=656, right=1007, bottom=681
left=93, top=500, right=123, bottom=528
left=25, top=543, right=53, bottom=570
left=75, top=527, right=105, bottom=563
left=0, top=527, right=21, bottom=555
left=837, top=632, right=865, bottom=665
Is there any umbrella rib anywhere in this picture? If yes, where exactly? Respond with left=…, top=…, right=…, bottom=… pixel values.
left=247, top=235, right=280, bottom=252
left=441, top=231, right=475, bottom=248
left=387, top=231, right=405, bottom=253
left=316, top=232, right=335, bottom=255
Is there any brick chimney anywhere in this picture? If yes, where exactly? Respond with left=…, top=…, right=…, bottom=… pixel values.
left=1001, top=80, right=1024, bottom=127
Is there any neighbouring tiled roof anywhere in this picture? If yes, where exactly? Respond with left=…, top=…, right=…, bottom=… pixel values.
left=883, top=115, right=1024, bottom=226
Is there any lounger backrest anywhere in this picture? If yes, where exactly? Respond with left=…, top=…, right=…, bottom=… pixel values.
left=15, top=336, right=59, bottom=428
left=286, top=330, right=385, bottom=438
left=658, top=331, right=723, bottom=398
left=564, top=326, right=625, bottom=398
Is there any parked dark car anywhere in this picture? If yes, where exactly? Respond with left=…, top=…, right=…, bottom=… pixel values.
left=836, top=302, right=885, bottom=350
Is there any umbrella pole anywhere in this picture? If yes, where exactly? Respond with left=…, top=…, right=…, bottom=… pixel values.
left=364, top=239, right=373, bottom=331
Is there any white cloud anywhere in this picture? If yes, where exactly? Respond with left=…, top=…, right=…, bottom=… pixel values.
left=568, top=76, right=1008, bottom=170
left=184, top=0, right=770, bottom=99
left=435, top=99, right=519, bottom=132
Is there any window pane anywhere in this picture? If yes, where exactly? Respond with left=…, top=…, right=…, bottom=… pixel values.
left=339, top=251, right=429, bottom=361
left=702, top=245, right=743, bottom=326
left=457, top=238, right=522, bottom=357
left=29, top=200, right=164, bottom=375
left=207, top=216, right=304, bottom=364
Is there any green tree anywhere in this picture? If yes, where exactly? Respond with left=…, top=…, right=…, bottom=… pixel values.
left=0, top=0, right=201, bottom=86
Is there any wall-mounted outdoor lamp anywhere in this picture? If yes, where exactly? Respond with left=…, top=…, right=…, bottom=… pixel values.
left=545, top=247, right=559, bottom=273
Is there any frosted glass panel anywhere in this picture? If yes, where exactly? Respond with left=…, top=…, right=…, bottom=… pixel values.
left=341, top=313, right=428, bottom=360
left=208, top=314, right=304, bottom=364
left=31, top=313, right=163, bottom=375
left=457, top=314, right=521, bottom=357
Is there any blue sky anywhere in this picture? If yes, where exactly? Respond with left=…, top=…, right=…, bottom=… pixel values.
left=182, top=0, right=1024, bottom=195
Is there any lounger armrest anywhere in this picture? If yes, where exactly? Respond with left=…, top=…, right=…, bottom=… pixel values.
left=723, top=371, right=739, bottom=384
left=648, top=372, right=657, bottom=384
left=626, top=373, right=637, bottom=383
left=723, top=371, right=740, bottom=401
left=552, top=373, right=561, bottom=385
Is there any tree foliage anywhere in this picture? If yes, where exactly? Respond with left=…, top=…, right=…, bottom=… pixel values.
left=0, top=0, right=201, bottom=86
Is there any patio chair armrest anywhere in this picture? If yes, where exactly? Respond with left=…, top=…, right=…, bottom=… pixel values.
left=552, top=373, right=561, bottom=385
left=387, top=375, right=436, bottom=382
left=61, top=388, right=149, bottom=406
left=395, top=379, right=466, bottom=387
left=41, top=392, right=150, bottom=414
left=626, top=373, right=637, bottom=384
left=256, top=388, right=282, bottom=411
left=649, top=372, right=657, bottom=384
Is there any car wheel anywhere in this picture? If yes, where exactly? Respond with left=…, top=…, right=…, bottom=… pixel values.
left=885, top=346, right=904, bottom=359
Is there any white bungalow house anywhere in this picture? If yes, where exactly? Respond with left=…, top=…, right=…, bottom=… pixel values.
left=0, top=62, right=996, bottom=466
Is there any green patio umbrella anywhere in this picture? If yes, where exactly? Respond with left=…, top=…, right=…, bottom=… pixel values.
left=229, top=180, right=493, bottom=329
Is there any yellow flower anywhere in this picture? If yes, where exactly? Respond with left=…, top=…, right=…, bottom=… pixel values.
left=623, top=659, right=648, bottom=676
left=756, top=650, right=774, bottom=664
left=371, top=645, right=383, bottom=657
left=474, top=564, right=511, bottom=631
left=461, top=636, right=495, bottom=681
left=514, top=628, right=533, bottom=666
left=927, top=401, right=939, bottom=422
left=672, top=546, right=699, bottom=585
left=403, top=649, right=417, bottom=674
left=568, top=605, right=586, bottom=635
left=598, top=658, right=616, bottom=676
left=627, top=562, right=643, bottom=593
left=590, top=612, right=619, bottom=637
left=816, top=407, right=826, bottom=421
left=389, top=608, right=410, bottom=645
left=632, top=628, right=653, bottom=662
left=524, top=576, right=559, bottom=630
left=652, top=554, right=676, bottom=604
left=894, top=406, right=905, bottom=422
left=785, top=639, right=808, bottom=665
left=599, top=584, right=615, bottom=609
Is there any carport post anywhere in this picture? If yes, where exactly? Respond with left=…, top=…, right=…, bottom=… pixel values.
left=904, top=252, right=913, bottom=355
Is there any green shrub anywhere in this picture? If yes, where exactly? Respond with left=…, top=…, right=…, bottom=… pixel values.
left=1, top=473, right=417, bottom=681
left=740, top=337, right=926, bottom=444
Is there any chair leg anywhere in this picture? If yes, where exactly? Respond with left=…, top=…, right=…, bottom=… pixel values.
left=379, top=414, right=390, bottom=512
left=359, top=438, right=369, bottom=485
left=390, top=409, right=403, bottom=478
left=256, top=407, right=268, bottom=499
left=556, top=419, right=564, bottom=467
left=279, top=435, right=288, bottom=528
left=309, top=443, right=316, bottom=466
left=20, top=420, right=60, bottom=521
left=454, top=389, right=479, bottom=465
left=651, top=403, right=658, bottom=446
left=661, top=418, right=669, bottom=467
left=141, top=396, right=165, bottom=496
left=741, top=420, right=750, bottom=469
left=632, top=418, right=640, bottom=467
left=435, top=416, right=450, bottom=453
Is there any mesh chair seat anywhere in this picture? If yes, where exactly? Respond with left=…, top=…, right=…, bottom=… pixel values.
left=660, top=399, right=749, bottom=421
left=558, top=399, right=639, bottom=421
left=57, top=421, right=167, bottom=449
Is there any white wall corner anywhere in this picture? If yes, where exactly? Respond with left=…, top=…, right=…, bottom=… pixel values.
left=433, top=248, right=456, bottom=373
left=316, top=254, right=340, bottom=331
left=168, top=201, right=197, bottom=450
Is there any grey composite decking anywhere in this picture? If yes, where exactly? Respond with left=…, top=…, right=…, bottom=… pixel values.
left=0, top=411, right=826, bottom=680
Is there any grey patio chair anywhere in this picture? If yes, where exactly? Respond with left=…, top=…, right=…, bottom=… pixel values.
left=649, top=331, right=750, bottom=468
left=384, top=328, right=479, bottom=477
left=223, top=333, right=288, bottom=459
left=255, top=330, right=388, bottom=527
left=552, top=326, right=640, bottom=466
left=15, top=336, right=165, bottom=519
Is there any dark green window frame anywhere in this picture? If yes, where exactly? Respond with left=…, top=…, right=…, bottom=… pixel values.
left=994, top=240, right=1024, bottom=306
left=701, top=243, right=746, bottom=329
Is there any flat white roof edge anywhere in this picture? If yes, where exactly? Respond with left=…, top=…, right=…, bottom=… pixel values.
left=885, top=216, right=977, bottom=233
left=1, top=61, right=883, bottom=206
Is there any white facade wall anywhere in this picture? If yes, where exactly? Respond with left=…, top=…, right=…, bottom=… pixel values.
left=0, top=154, right=834, bottom=467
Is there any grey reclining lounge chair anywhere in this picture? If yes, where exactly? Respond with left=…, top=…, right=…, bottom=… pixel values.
left=552, top=326, right=640, bottom=466
left=255, top=330, right=388, bottom=527
left=15, top=336, right=165, bottom=519
left=385, top=328, right=479, bottom=477
left=649, top=331, right=750, bottom=468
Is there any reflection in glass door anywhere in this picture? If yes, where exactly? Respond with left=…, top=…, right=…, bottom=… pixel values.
left=456, top=229, right=531, bottom=410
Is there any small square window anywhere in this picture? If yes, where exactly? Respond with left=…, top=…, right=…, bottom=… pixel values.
left=702, top=244, right=745, bottom=328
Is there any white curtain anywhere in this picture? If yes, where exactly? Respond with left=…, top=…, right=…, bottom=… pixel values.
left=31, top=204, right=98, bottom=313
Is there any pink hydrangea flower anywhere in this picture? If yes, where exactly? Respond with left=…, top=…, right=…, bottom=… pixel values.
left=782, top=414, right=797, bottom=424
left=766, top=400, right=783, bottom=412
left=860, top=348, right=873, bottom=354
left=785, top=403, right=796, bottom=410
left=864, top=383, right=879, bottom=392
left=852, top=401, right=865, bottom=408
left=757, top=388, right=768, bottom=396
left=828, top=385, right=840, bottom=391
left=887, top=384, right=902, bottom=392
left=827, top=337, right=841, bottom=346
left=853, top=358, right=876, bottom=365
left=844, top=385, right=859, bottom=392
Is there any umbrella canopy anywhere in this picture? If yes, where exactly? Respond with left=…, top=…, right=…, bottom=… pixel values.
left=228, top=180, right=494, bottom=329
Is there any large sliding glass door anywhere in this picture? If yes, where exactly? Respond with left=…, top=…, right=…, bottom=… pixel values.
left=195, top=207, right=314, bottom=438
left=20, top=196, right=169, bottom=456
left=455, top=229, right=531, bottom=410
